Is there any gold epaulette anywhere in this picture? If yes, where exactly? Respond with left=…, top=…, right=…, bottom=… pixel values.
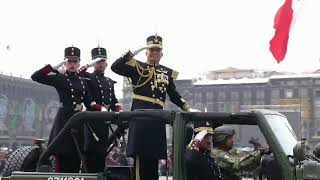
left=125, top=58, right=137, bottom=67
left=171, top=70, right=179, bottom=79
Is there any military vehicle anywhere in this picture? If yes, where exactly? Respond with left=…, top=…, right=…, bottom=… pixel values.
left=1, top=109, right=320, bottom=180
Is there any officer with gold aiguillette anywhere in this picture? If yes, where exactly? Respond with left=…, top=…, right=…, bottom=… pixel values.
left=111, top=34, right=191, bottom=180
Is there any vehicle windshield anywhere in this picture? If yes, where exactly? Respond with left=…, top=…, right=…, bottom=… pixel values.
left=265, top=114, right=298, bottom=156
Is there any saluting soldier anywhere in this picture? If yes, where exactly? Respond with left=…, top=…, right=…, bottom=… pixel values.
left=111, top=34, right=190, bottom=180
left=185, top=129, right=222, bottom=180
left=31, top=47, right=102, bottom=173
left=78, top=46, right=122, bottom=173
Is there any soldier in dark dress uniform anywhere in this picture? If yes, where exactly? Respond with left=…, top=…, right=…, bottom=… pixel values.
left=111, top=34, right=190, bottom=180
left=185, top=130, right=222, bottom=180
left=31, top=47, right=102, bottom=173
left=78, top=46, right=122, bottom=173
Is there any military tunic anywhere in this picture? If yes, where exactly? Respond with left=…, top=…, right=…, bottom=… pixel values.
left=111, top=51, right=188, bottom=159
left=78, top=68, right=121, bottom=172
left=31, top=64, right=93, bottom=156
left=211, top=147, right=261, bottom=180
left=185, top=139, right=222, bottom=180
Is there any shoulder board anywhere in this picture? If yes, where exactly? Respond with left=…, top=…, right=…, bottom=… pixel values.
left=125, top=58, right=138, bottom=67
left=171, top=70, right=179, bottom=79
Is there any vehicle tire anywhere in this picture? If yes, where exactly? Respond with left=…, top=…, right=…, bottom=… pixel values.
left=2, top=146, right=40, bottom=177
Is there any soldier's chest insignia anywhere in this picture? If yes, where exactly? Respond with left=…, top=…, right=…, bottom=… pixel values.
left=156, top=73, right=169, bottom=85
left=156, top=69, right=168, bottom=74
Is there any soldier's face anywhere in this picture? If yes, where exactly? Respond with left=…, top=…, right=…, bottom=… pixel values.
left=94, top=59, right=107, bottom=72
left=200, top=134, right=213, bottom=150
left=223, top=135, right=235, bottom=150
left=65, top=59, right=80, bottom=72
left=146, top=48, right=163, bottom=63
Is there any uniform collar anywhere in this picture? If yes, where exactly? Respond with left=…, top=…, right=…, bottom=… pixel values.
left=65, top=71, right=77, bottom=76
left=93, top=70, right=104, bottom=76
left=146, top=60, right=160, bottom=66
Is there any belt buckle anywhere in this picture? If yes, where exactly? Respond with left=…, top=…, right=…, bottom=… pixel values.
left=75, top=104, right=83, bottom=111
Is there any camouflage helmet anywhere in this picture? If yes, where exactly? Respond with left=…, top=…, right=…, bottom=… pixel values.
left=212, top=126, right=236, bottom=143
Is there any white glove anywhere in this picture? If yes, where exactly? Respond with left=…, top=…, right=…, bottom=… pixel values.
left=88, top=58, right=105, bottom=67
left=131, top=46, right=147, bottom=56
left=101, top=106, right=108, bottom=112
left=194, top=130, right=208, bottom=142
left=53, top=60, right=67, bottom=70
left=188, top=108, right=201, bottom=112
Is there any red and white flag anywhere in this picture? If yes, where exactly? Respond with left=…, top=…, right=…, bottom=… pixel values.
left=269, top=0, right=303, bottom=63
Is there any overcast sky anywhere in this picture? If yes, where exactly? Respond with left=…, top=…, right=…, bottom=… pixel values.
left=0, top=0, right=319, bottom=97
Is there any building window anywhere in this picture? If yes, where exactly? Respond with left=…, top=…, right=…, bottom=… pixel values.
left=206, top=92, right=214, bottom=101
left=230, top=102, right=239, bottom=112
left=285, top=89, right=294, bottom=98
left=243, top=91, right=251, bottom=100
left=300, top=88, right=309, bottom=98
left=217, top=103, right=226, bottom=112
left=287, top=80, right=296, bottom=86
left=315, top=79, right=320, bottom=85
left=243, top=100, right=252, bottom=105
left=256, top=100, right=265, bottom=105
left=271, top=89, right=280, bottom=98
left=256, top=90, right=265, bottom=99
left=315, top=90, right=320, bottom=98
left=231, top=91, right=239, bottom=101
left=300, top=80, right=310, bottom=85
left=195, top=92, right=202, bottom=102
left=218, top=92, right=226, bottom=101
left=206, top=102, right=214, bottom=112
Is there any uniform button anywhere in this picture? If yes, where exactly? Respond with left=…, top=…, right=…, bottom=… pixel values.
left=82, top=86, right=85, bottom=88
left=151, top=82, right=153, bottom=84
left=101, top=91, right=104, bottom=93
left=73, top=102, right=76, bottom=105
left=98, top=80, right=100, bottom=83
left=83, top=91, right=85, bottom=94
left=81, top=81, right=83, bottom=84
left=71, top=89, right=74, bottom=92
left=152, top=94, right=155, bottom=97
left=102, top=96, right=104, bottom=98
left=69, top=83, right=72, bottom=86
left=110, top=98, right=112, bottom=101
left=109, top=88, right=112, bottom=90
left=161, top=91, right=164, bottom=93
left=164, top=88, right=167, bottom=91
left=81, top=97, right=83, bottom=100
left=99, top=85, right=102, bottom=87
left=96, top=76, right=98, bottom=78
left=160, top=97, right=163, bottom=100
left=108, top=83, right=111, bottom=85
left=162, top=84, right=165, bottom=87
left=71, top=95, right=74, bottom=98
left=67, top=79, right=70, bottom=81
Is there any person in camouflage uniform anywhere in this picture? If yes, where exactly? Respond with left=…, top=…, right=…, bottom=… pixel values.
left=211, top=126, right=271, bottom=180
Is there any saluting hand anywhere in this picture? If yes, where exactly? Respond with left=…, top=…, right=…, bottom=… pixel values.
left=131, top=46, right=148, bottom=56
left=53, top=59, right=68, bottom=70
left=88, top=58, right=105, bottom=67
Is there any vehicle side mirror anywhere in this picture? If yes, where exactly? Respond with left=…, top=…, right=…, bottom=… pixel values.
left=293, top=140, right=309, bottom=162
